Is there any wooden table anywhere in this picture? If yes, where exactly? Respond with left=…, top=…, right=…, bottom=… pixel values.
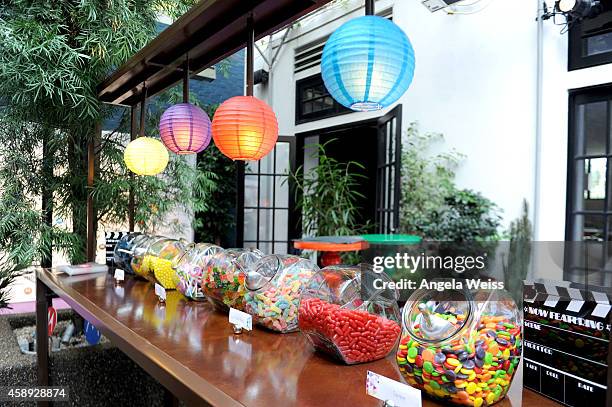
left=36, top=269, right=560, bottom=407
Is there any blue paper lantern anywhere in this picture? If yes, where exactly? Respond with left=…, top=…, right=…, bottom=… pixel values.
left=321, top=15, right=415, bottom=112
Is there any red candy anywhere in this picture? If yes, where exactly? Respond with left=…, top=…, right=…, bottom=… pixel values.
left=298, top=297, right=401, bottom=364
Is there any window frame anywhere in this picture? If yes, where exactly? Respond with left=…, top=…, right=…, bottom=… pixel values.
left=568, top=12, right=612, bottom=71
left=295, top=74, right=351, bottom=125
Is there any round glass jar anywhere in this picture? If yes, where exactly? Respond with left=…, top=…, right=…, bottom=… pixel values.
left=172, top=243, right=222, bottom=300
left=298, top=264, right=401, bottom=364
left=396, top=284, right=522, bottom=406
left=144, top=237, right=190, bottom=289
left=201, top=248, right=264, bottom=311
left=244, top=255, right=319, bottom=333
left=130, top=234, right=165, bottom=279
left=112, top=232, right=141, bottom=274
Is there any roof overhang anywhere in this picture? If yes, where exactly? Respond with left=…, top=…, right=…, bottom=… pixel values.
left=97, top=0, right=333, bottom=106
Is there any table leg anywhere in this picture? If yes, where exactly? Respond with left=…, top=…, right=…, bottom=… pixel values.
left=163, top=387, right=179, bottom=407
left=36, top=276, right=51, bottom=407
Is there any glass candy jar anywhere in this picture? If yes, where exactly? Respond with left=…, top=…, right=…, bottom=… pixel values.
left=112, top=233, right=141, bottom=274
left=144, top=237, right=190, bottom=289
left=396, top=284, right=522, bottom=406
left=130, top=235, right=165, bottom=279
left=244, top=255, right=319, bottom=333
left=172, top=243, right=223, bottom=300
left=298, top=264, right=401, bottom=364
left=201, top=248, right=264, bottom=311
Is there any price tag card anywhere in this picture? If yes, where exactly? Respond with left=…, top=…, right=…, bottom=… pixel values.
left=154, top=283, right=167, bottom=301
left=229, top=307, right=252, bottom=331
left=366, top=371, right=421, bottom=407
left=114, top=268, right=125, bottom=281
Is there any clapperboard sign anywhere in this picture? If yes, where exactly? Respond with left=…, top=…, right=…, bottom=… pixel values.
left=105, top=231, right=128, bottom=270
left=523, top=279, right=611, bottom=406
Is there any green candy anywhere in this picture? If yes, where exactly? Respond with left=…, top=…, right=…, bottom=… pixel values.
left=423, top=361, right=434, bottom=374
left=408, top=347, right=418, bottom=359
left=508, top=363, right=514, bottom=375
left=429, top=380, right=441, bottom=390
left=484, top=352, right=493, bottom=364
left=496, top=370, right=507, bottom=378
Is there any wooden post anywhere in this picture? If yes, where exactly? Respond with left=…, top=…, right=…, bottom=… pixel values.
left=86, top=124, right=101, bottom=262
left=41, top=135, right=53, bottom=268
left=128, top=107, right=137, bottom=232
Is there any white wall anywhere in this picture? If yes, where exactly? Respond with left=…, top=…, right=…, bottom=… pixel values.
left=254, top=0, right=612, bottom=247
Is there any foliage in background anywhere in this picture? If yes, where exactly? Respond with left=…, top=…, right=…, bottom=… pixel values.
left=291, top=140, right=369, bottom=237
left=193, top=105, right=236, bottom=246
left=400, top=123, right=501, bottom=241
left=502, top=200, right=532, bottom=303
left=0, top=0, right=214, bottom=306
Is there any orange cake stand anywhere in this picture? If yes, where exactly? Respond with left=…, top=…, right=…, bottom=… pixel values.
left=293, top=237, right=370, bottom=267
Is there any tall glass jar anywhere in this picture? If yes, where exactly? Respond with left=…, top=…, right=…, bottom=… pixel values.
left=130, top=234, right=165, bottom=279
left=172, top=243, right=222, bottom=300
left=396, top=284, right=521, bottom=406
left=201, top=248, right=264, bottom=311
left=244, top=255, right=318, bottom=333
left=113, top=232, right=141, bottom=274
left=144, top=237, right=190, bottom=289
left=298, top=264, right=401, bottom=364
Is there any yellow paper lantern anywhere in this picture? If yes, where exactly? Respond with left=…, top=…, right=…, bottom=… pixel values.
left=124, top=137, right=169, bottom=176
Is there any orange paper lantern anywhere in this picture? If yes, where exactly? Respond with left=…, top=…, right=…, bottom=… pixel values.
left=211, top=96, right=278, bottom=161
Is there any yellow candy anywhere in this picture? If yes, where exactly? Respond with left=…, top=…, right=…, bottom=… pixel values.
left=486, top=392, right=496, bottom=404
left=503, top=348, right=510, bottom=360
left=447, top=358, right=461, bottom=367
left=466, top=382, right=477, bottom=394
left=474, top=397, right=484, bottom=407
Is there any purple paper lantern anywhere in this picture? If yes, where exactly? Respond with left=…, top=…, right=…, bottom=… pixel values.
left=159, top=103, right=212, bottom=154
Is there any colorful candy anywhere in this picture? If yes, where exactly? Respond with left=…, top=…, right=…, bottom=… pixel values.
left=299, top=297, right=401, bottom=364
left=173, top=243, right=222, bottom=300
left=201, top=248, right=263, bottom=311
left=397, top=308, right=522, bottom=406
left=244, top=255, right=316, bottom=333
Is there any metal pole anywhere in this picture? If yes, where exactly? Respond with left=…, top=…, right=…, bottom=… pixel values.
left=139, top=85, right=147, bottom=137
left=365, top=0, right=374, bottom=15
left=183, top=54, right=190, bottom=103
left=36, top=275, right=52, bottom=407
left=128, top=107, right=137, bottom=231
left=246, top=14, right=254, bottom=97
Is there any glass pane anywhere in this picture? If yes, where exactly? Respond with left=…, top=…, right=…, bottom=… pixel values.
left=275, top=142, right=290, bottom=175
left=259, top=175, right=273, bottom=208
left=274, top=209, right=289, bottom=243
left=574, top=158, right=606, bottom=212
left=274, top=243, right=288, bottom=255
left=259, top=242, right=272, bottom=255
left=244, top=209, right=257, bottom=241
left=275, top=176, right=289, bottom=208
left=585, top=32, right=612, bottom=57
left=244, top=241, right=258, bottom=250
left=259, top=209, right=273, bottom=241
left=245, top=175, right=258, bottom=207
left=246, top=160, right=258, bottom=174
left=583, top=101, right=607, bottom=156
left=260, top=149, right=274, bottom=173
left=303, top=102, right=313, bottom=114
left=570, top=214, right=605, bottom=271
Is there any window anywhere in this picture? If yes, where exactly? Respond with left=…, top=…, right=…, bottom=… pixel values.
left=242, top=137, right=298, bottom=254
left=295, top=74, right=350, bottom=124
left=569, top=4, right=612, bottom=70
left=566, top=86, right=612, bottom=286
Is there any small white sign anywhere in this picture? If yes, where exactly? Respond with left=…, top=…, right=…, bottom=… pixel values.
left=366, top=371, right=421, bottom=407
left=114, top=268, right=125, bottom=281
left=229, top=307, right=252, bottom=331
left=155, top=283, right=167, bottom=301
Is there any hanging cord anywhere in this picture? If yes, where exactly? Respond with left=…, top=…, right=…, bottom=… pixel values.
left=139, top=83, right=147, bottom=137
left=183, top=53, right=190, bottom=103
left=365, top=0, right=374, bottom=15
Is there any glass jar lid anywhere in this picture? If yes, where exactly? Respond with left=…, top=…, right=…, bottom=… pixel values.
left=245, top=255, right=281, bottom=291
left=405, top=286, right=472, bottom=342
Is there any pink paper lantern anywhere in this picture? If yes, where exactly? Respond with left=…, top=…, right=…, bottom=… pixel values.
left=159, top=103, right=212, bottom=154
